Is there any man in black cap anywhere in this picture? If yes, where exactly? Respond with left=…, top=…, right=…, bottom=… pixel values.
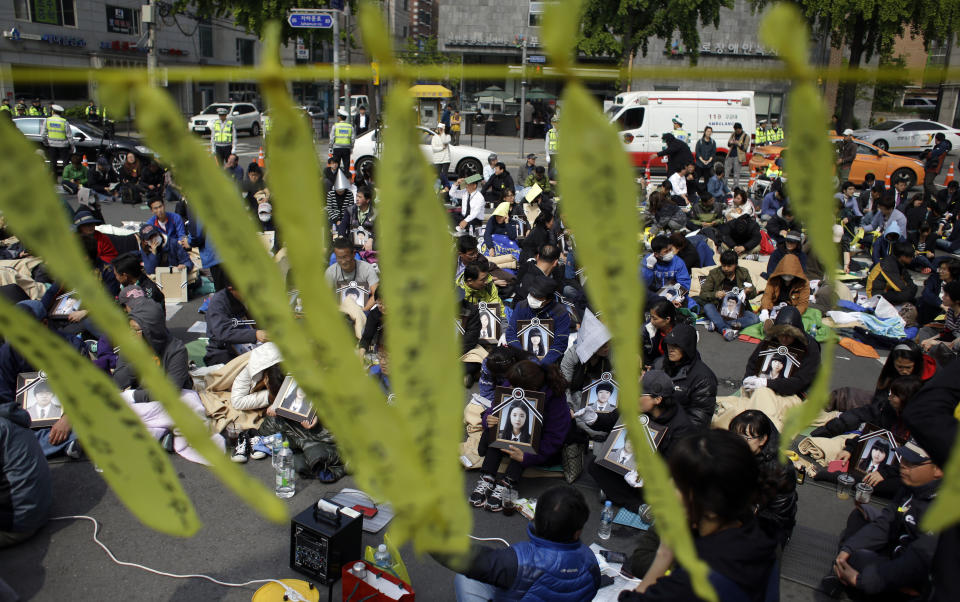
left=74, top=210, right=117, bottom=265
left=824, top=439, right=942, bottom=599
left=506, top=276, right=569, bottom=366
left=521, top=153, right=537, bottom=180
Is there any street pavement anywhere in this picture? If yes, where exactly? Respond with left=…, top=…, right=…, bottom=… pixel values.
left=0, top=153, right=931, bottom=601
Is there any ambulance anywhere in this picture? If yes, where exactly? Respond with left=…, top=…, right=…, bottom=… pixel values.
left=605, top=90, right=757, bottom=170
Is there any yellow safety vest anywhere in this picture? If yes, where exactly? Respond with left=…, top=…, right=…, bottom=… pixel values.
left=261, top=115, right=272, bottom=136
left=764, top=164, right=780, bottom=178
left=547, top=128, right=559, bottom=153
left=44, top=115, right=68, bottom=140
left=772, top=127, right=784, bottom=142
left=672, top=128, right=689, bottom=143
left=332, top=121, right=353, bottom=146
left=28, top=106, right=45, bottom=117
left=212, top=119, right=234, bottom=144
left=756, top=129, right=767, bottom=144
left=0, top=105, right=9, bottom=114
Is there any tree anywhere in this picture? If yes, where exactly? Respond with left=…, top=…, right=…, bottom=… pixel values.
left=576, top=0, right=734, bottom=69
left=397, top=36, right=455, bottom=66
left=751, top=0, right=960, bottom=130
left=172, top=0, right=358, bottom=45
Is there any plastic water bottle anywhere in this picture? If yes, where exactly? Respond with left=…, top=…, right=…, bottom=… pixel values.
left=275, top=441, right=295, bottom=498
left=270, top=433, right=284, bottom=469
left=597, top=501, right=613, bottom=540
left=373, top=544, right=393, bottom=571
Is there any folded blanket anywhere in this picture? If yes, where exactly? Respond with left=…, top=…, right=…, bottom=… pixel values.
left=797, top=435, right=846, bottom=467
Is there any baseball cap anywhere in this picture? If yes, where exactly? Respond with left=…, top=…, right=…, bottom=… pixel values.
left=526, top=153, right=537, bottom=160
left=896, top=440, right=931, bottom=464
left=784, top=230, right=803, bottom=244
left=842, top=128, right=854, bottom=136
left=527, top=276, right=558, bottom=299
left=257, top=202, right=273, bottom=216
left=642, top=370, right=674, bottom=398
left=139, top=223, right=160, bottom=240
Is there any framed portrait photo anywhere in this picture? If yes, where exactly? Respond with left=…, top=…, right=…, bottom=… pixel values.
left=516, top=318, right=554, bottom=361
left=476, top=302, right=502, bottom=343
left=581, top=372, right=619, bottom=413
left=490, top=386, right=546, bottom=455
left=755, top=345, right=802, bottom=380
left=352, top=228, right=372, bottom=249
left=273, top=376, right=316, bottom=423
left=153, top=266, right=189, bottom=304
left=335, top=280, right=370, bottom=309
left=594, top=417, right=667, bottom=476
left=16, top=372, right=63, bottom=428
left=851, top=424, right=901, bottom=479
left=656, top=283, right=689, bottom=306
left=719, top=288, right=746, bottom=320
left=49, top=291, right=81, bottom=320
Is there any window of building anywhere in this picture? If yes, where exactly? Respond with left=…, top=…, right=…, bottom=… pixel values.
left=198, top=21, right=214, bottom=58
left=420, top=10, right=431, bottom=25
left=403, top=0, right=409, bottom=9
left=17, top=0, right=77, bottom=27
left=754, top=92, right=784, bottom=123
left=236, top=38, right=255, bottom=65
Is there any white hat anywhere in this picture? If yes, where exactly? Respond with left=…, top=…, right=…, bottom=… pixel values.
left=832, top=224, right=844, bottom=243
left=338, top=108, right=349, bottom=117
left=672, top=115, right=683, bottom=125
left=217, top=107, right=228, bottom=115
left=257, top=202, right=272, bottom=215
left=437, top=122, right=445, bottom=129
left=334, top=169, right=351, bottom=191
left=51, top=104, right=64, bottom=113
left=842, top=128, right=854, bottom=136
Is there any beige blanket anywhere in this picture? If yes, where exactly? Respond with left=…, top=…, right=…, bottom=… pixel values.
left=797, top=435, right=847, bottom=467
left=0, top=257, right=47, bottom=299
left=689, top=258, right=768, bottom=299
left=198, top=350, right=267, bottom=436
left=712, top=387, right=803, bottom=432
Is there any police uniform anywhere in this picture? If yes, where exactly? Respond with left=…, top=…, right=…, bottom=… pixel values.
left=210, top=111, right=236, bottom=165
left=756, top=121, right=768, bottom=145
left=770, top=122, right=784, bottom=144
left=329, top=112, right=355, bottom=174
left=42, top=106, right=72, bottom=171
left=545, top=120, right=559, bottom=180
left=28, top=101, right=47, bottom=117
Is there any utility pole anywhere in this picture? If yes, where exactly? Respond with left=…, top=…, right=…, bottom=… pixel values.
left=518, top=33, right=528, bottom=159
left=344, top=4, right=352, bottom=119
left=144, top=1, right=158, bottom=86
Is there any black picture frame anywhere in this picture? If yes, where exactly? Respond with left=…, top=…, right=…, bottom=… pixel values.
left=49, top=292, right=81, bottom=320
left=16, top=372, right=63, bottom=428
left=490, top=386, right=546, bottom=456
left=335, top=280, right=370, bottom=309
left=851, top=423, right=902, bottom=479
left=580, top=372, right=619, bottom=412
left=352, top=228, right=372, bottom=249
left=755, top=345, right=803, bottom=380
left=273, top=376, right=316, bottom=423
left=594, top=417, right=667, bottom=476
left=476, top=302, right=502, bottom=343
left=516, top=318, right=554, bottom=360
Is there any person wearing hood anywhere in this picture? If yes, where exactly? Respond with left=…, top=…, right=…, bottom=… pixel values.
left=620, top=430, right=779, bottom=601
left=326, top=170, right=355, bottom=236
left=642, top=235, right=692, bottom=307
left=764, top=229, right=807, bottom=278
left=507, top=276, right=570, bottom=366
left=718, top=213, right=762, bottom=257
left=822, top=439, right=942, bottom=599
left=651, top=324, right=717, bottom=429
left=227, top=342, right=283, bottom=462
left=113, top=290, right=192, bottom=401
left=865, top=242, right=918, bottom=305
left=204, top=276, right=267, bottom=366
left=869, top=212, right=905, bottom=264
left=73, top=210, right=118, bottom=265
left=561, top=311, right=612, bottom=412
left=138, top=222, right=193, bottom=276
left=656, top=132, right=695, bottom=177
left=759, top=254, right=809, bottom=328
left=698, top=250, right=760, bottom=340
left=581, top=370, right=696, bottom=513
left=0, top=410, right=51, bottom=548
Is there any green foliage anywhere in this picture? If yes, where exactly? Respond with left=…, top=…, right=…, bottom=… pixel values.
left=397, top=36, right=455, bottom=66
left=577, top=0, right=734, bottom=65
left=174, top=0, right=357, bottom=43
left=871, top=53, right=910, bottom=112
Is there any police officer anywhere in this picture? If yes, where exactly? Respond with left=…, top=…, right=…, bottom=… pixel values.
left=210, top=107, right=236, bottom=166
left=329, top=108, right=355, bottom=175
left=755, top=119, right=768, bottom=145
left=14, top=99, right=27, bottom=116
left=0, top=99, right=10, bottom=117
left=84, top=100, right=103, bottom=126
left=545, top=114, right=559, bottom=180
left=770, top=117, right=784, bottom=144
left=671, top=115, right=689, bottom=144
left=260, top=110, right=272, bottom=142
left=28, top=98, right=47, bottom=117
left=42, top=104, right=72, bottom=173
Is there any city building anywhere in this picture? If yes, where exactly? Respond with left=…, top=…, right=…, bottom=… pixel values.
left=0, top=1, right=296, bottom=116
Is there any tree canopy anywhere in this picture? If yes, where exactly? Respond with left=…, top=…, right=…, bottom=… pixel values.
left=172, top=0, right=357, bottom=44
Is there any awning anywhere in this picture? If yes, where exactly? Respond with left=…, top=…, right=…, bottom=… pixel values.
left=409, top=84, right=453, bottom=99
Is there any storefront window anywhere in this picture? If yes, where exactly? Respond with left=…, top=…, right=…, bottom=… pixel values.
left=21, top=0, right=77, bottom=27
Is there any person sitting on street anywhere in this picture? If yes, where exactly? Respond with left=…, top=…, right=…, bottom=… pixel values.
left=697, top=250, right=760, bottom=340
left=87, top=156, right=120, bottom=203
left=140, top=160, right=165, bottom=203
left=138, top=223, right=193, bottom=276
left=560, top=311, right=612, bottom=413
left=73, top=210, right=118, bottom=265
left=759, top=181, right=786, bottom=221
left=723, top=188, right=755, bottom=222
left=759, top=254, right=809, bottom=329
left=60, top=153, right=87, bottom=195
left=457, top=258, right=506, bottom=318
left=764, top=229, right=807, bottom=278
left=642, top=300, right=680, bottom=367
left=146, top=196, right=187, bottom=244
left=203, top=276, right=267, bottom=367
left=324, top=237, right=379, bottom=339
left=0, top=407, right=51, bottom=549
left=506, top=276, right=570, bottom=366
left=652, top=323, right=718, bottom=430
left=687, top=191, right=724, bottom=240
left=646, top=191, right=686, bottom=236
left=706, top=162, right=731, bottom=203
left=917, top=259, right=960, bottom=324
left=765, top=205, right=803, bottom=247
left=865, top=241, right=919, bottom=305
left=718, top=213, right=762, bottom=257
left=342, top=185, right=377, bottom=245
left=642, top=235, right=692, bottom=307
left=326, top=170, right=355, bottom=238
left=112, top=252, right=164, bottom=306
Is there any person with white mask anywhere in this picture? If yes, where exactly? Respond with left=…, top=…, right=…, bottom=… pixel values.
left=506, top=276, right=570, bottom=367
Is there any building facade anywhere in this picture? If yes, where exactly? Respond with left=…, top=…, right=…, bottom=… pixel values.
left=1, top=1, right=296, bottom=116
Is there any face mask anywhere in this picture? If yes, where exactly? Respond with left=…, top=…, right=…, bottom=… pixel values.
left=527, top=295, right=545, bottom=309
left=258, top=213, right=271, bottom=223
left=780, top=275, right=795, bottom=283
left=660, top=252, right=675, bottom=262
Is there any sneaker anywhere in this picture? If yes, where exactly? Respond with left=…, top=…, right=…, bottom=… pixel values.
left=160, top=431, right=175, bottom=453
left=728, top=320, right=742, bottom=330
left=65, top=439, right=83, bottom=460
left=469, top=474, right=495, bottom=507
left=249, top=435, right=268, bottom=460
left=231, top=433, right=250, bottom=463
left=704, top=321, right=716, bottom=332
left=722, top=329, right=739, bottom=342
left=485, top=478, right=515, bottom=513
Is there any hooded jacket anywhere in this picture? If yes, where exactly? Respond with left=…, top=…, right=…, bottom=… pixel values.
left=113, top=296, right=192, bottom=402
left=760, top=254, right=809, bottom=314
left=507, top=298, right=570, bottom=366
left=866, top=255, right=917, bottom=304
left=0, top=412, right=51, bottom=534
left=764, top=244, right=807, bottom=279
left=745, top=307, right=820, bottom=397
left=656, top=133, right=695, bottom=176
left=651, top=324, right=718, bottom=429
left=718, top=215, right=762, bottom=251
left=642, top=253, right=692, bottom=298
left=870, top=218, right=904, bottom=264
left=231, top=343, right=283, bottom=411
left=205, top=287, right=258, bottom=361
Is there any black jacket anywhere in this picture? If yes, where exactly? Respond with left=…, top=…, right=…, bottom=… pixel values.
left=458, top=301, right=481, bottom=355
left=520, top=223, right=557, bottom=265
left=719, top=215, right=762, bottom=251
left=652, top=325, right=717, bottom=430
left=482, top=171, right=515, bottom=199
left=657, top=133, right=695, bottom=176
left=745, top=307, right=820, bottom=397
left=87, top=165, right=118, bottom=195
left=359, top=306, right=384, bottom=351
left=811, top=398, right=909, bottom=442
left=618, top=518, right=778, bottom=602
left=593, top=403, right=696, bottom=458
left=205, top=288, right=257, bottom=359
left=840, top=481, right=940, bottom=595
left=755, top=452, right=798, bottom=549
left=866, top=255, right=918, bottom=305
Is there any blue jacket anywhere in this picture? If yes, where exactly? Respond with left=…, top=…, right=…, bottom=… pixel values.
left=141, top=235, right=194, bottom=275
left=871, top=218, right=904, bottom=264
left=642, top=254, right=692, bottom=306
left=450, top=523, right=600, bottom=602
left=507, top=299, right=570, bottom=366
left=147, top=212, right=187, bottom=242
left=706, top=175, right=730, bottom=201
left=760, top=191, right=783, bottom=217
left=188, top=219, right=221, bottom=270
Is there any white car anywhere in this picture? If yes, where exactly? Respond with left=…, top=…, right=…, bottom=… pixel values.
left=352, top=126, right=490, bottom=179
left=189, top=103, right=262, bottom=136
left=852, top=119, right=960, bottom=153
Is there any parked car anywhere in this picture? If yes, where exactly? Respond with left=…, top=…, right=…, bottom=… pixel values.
left=749, top=135, right=925, bottom=188
left=12, top=116, right=154, bottom=172
left=352, top=126, right=488, bottom=179
left=902, top=98, right=937, bottom=112
left=188, top=103, right=262, bottom=136
left=852, top=119, right=960, bottom=153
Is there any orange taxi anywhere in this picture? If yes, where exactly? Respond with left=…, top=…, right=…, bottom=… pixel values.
left=748, top=135, right=925, bottom=187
